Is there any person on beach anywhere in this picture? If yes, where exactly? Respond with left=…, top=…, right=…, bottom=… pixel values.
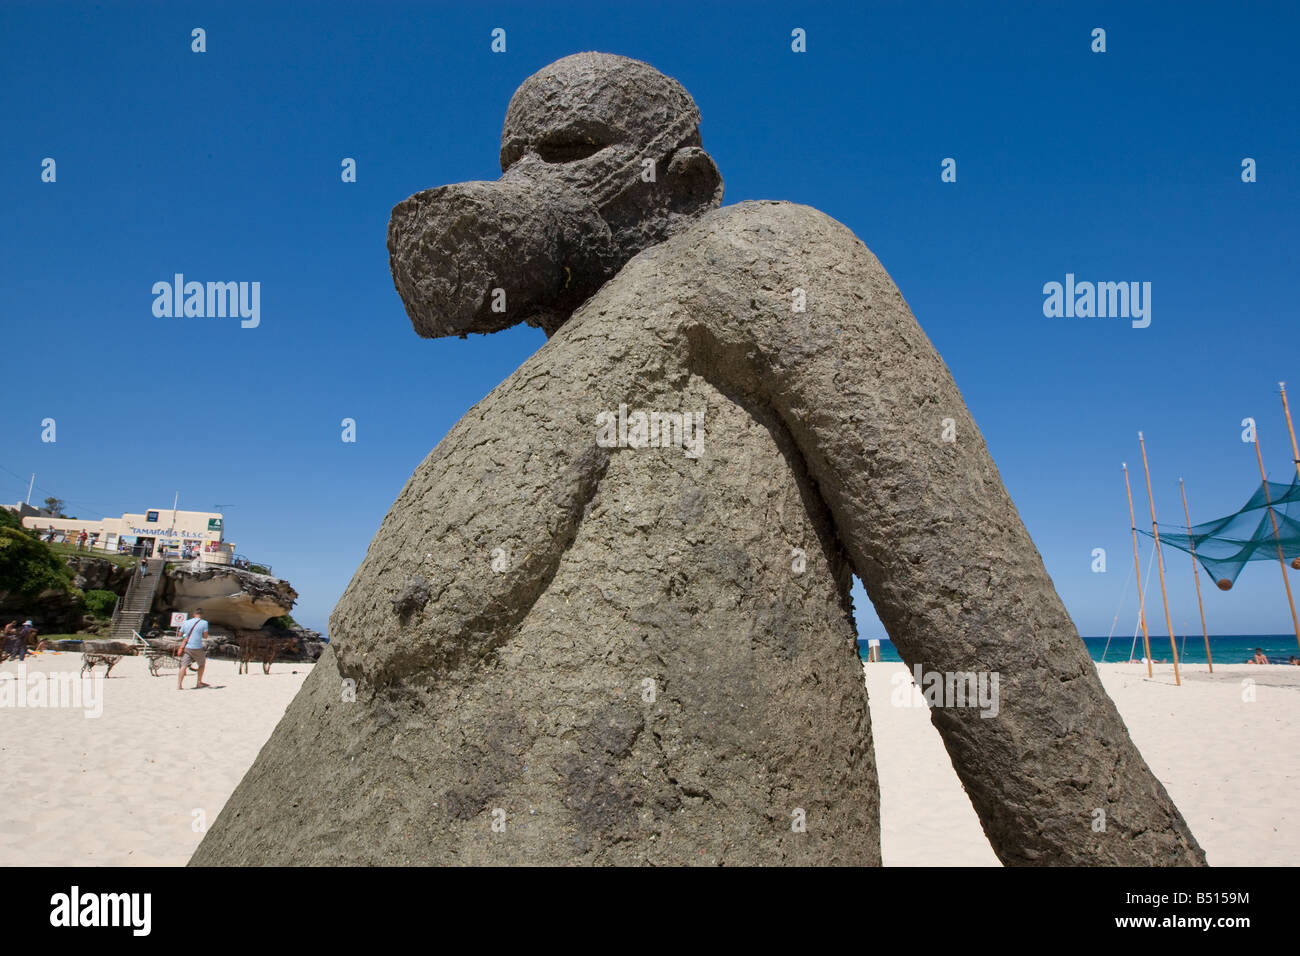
left=866, top=637, right=881, bottom=662
left=15, top=621, right=35, bottom=661
left=176, top=609, right=211, bottom=689
left=2, top=622, right=17, bottom=660
left=1252, top=648, right=1270, bottom=665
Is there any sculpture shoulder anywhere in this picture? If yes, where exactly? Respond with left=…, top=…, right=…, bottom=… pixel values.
left=681, top=200, right=871, bottom=257
left=563, top=199, right=903, bottom=347
left=615, top=199, right=889, bottom=298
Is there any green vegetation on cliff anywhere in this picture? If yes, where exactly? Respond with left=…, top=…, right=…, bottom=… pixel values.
left=84, top=589, right=118, bottom=619
left=0, top=508, right=77, bottom=597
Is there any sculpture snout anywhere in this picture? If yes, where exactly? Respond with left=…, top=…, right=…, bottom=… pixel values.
left=387, top=178, right=618, bottom=338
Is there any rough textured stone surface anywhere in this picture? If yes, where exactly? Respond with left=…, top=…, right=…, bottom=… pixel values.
left=194, top=54, right=1204, bottom=867
left=194, top=348, right=878, bottom=864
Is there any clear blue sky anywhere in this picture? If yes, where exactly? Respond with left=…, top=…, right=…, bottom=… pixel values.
left=2, top=1, right=1297, bottom=640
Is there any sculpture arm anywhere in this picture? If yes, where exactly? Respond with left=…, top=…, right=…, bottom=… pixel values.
left=329, top=360, right=611, bottom=688
left=606, top=200, right=1204, bottom=866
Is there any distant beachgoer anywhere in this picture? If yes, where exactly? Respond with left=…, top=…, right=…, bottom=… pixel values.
left=139, top=557, right=149, bottom=578
left=2, top=621, right=28, bottom=661
left=16, top=621, right=35, bottom=660
left=76, top=530, right=87, bottom=550
left=1289, top=656, right=1300, bottom=666
left=1251, top=648, right=1269, bottom=665
left=867, top=637, right=881, bottom=662
left=176, top=609, right=211, bottom=690
left=45, top=527, right=55, bottom=542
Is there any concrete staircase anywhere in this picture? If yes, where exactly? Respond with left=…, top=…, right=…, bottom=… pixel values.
left=109, top=558, right=165, bottom=641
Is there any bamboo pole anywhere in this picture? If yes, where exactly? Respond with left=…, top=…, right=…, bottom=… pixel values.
left=1282, top=382, right=1300, bottom=482
left=1179, top=478, right=1213, bottom=673
left=1123, top=462, right=1154, bottom=678
left=1251, top=427, right=1300, bottom=652
left=1138, top=432, right=1182, bottom=685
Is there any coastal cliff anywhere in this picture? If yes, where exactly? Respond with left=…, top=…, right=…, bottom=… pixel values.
left=1, top=549, right=324, bottom=662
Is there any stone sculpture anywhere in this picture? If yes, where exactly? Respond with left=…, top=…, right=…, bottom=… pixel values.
left=193, top=53, right=1205, bottom=866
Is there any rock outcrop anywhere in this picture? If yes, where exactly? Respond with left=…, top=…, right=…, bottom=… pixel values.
left=2, top=546, right=312, bottom=647
left=64, top=556, right=133, bottom=593
left=193, top=53, right=1204, bottom=867
left=157, top=564, right=297, bottom=630
left=0, top=587, right=84, bottom=634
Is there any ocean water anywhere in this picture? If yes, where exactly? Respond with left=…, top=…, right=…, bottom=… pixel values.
left=856, top=634, right=1300, bottom=665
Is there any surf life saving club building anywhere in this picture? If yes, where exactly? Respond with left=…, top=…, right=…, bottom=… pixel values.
left=22, top=507, right=236, bottom=563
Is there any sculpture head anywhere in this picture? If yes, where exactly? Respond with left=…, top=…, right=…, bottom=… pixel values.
left=388, top=52, right=724, bottom=338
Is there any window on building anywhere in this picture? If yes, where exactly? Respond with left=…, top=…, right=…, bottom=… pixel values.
left=146, top=511, right=159, bottom=523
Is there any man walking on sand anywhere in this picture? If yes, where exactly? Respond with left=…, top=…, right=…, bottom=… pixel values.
left=177, top=609, right=211, bottom=690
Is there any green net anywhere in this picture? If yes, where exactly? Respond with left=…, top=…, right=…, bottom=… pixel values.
left=1141, top=476, right=1300, bottom=590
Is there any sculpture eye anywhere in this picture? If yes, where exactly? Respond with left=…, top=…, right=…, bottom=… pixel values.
left=534, top=137, right=606, bottom=163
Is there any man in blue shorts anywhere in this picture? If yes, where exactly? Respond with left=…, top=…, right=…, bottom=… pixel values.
left=177, top=609, right=211, bottom=690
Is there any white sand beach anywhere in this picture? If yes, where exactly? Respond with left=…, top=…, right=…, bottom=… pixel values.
left=0, top=652, right=311, bottom=866
left=866, top=661, right=1300, bottom=866
left=1, top=653, right=1294, bottom=866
